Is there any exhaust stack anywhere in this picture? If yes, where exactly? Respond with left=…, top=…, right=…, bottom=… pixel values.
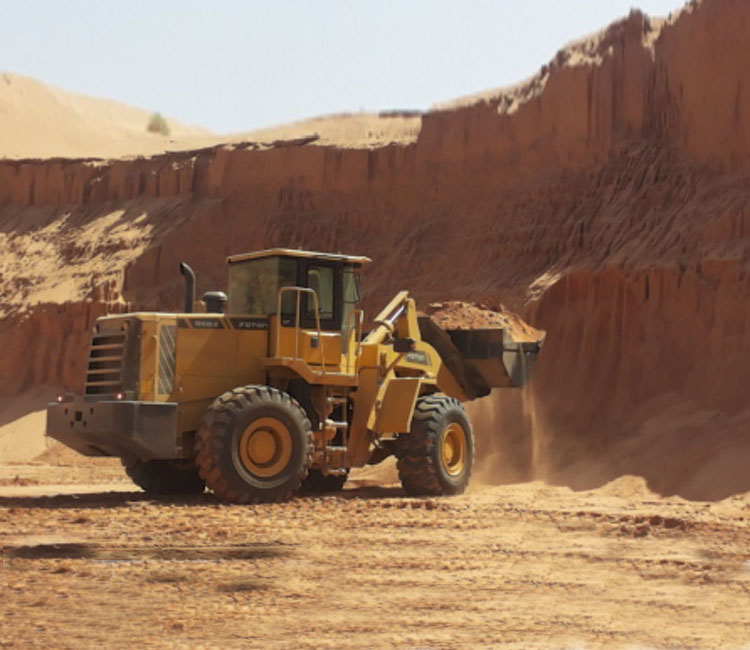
left=179, top=262, right=196, bottom=313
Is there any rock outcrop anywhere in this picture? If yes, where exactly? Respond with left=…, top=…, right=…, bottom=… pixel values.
left=2, top=0, right=749, bottom=497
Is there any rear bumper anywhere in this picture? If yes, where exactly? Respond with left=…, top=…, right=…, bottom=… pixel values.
left=46, top=399, right=179, bottom=461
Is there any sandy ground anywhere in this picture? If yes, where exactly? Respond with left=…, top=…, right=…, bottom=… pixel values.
left=1, top=457, right=749, bottom=650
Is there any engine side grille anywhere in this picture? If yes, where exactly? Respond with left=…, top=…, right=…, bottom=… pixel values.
left=85, top=332, right=127, bottom=396
left=158, top=325, right=177, bottom=395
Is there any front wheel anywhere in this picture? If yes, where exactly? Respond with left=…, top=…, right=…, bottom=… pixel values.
left=395, top=394, right=474, bottom=496
left=194, top=385, right=313, bottom=503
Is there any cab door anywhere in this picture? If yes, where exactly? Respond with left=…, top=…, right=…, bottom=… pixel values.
left=298, top=260, right=343, bottom=367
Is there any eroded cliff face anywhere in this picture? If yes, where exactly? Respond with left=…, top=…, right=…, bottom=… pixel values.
left=2, top=0, right=749, bottom=496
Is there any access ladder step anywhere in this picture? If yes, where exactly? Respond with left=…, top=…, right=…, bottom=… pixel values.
left=325, top=419, right=348, bottom=430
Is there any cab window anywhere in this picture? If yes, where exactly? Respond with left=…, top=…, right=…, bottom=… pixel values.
left=227, top=256, right=298, bottom=315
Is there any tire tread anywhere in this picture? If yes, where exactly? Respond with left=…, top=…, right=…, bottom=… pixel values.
left=194, top=385, right=312, bottom=504
left=395, top=395, right=473, bottom=496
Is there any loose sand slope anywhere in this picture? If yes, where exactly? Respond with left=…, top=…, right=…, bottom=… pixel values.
left=0, top=385, right=61, bottom=462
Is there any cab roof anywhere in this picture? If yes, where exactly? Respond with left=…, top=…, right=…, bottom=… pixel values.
left=227, top=248, right=371, bottom=265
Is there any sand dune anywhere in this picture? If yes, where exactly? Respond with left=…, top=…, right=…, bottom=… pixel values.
left=0, top=73, right=216, bottom=159
left=0, top=73, right=420, bottom=160
left=230, top=111, right=421, bottom=148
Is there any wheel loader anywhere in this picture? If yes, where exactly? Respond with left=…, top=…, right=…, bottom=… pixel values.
left=46, top=249, right=543, bottom=502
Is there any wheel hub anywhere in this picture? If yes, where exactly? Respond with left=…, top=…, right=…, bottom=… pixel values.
left=441, top=422, right=467, bottom=476
left=238, top=417, right=293, bottom=478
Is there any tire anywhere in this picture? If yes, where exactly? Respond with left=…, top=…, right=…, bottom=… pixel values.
left=301, top=469, right=348, bottom=493
left=395, top=394, right=474, bottom=496
left=194, top=385, right=313, bottom=504
left=121, top=458, right=205, bottom=495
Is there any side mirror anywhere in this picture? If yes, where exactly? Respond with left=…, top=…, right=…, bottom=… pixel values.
left=393, top=337, right=415, bottom=353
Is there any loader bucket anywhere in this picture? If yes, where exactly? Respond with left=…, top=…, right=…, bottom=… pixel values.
left=418, top=316, right=544, bottom=400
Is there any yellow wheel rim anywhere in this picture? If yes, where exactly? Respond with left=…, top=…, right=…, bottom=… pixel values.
left=238, top=417, right=293, bottom=478
left=441, top=422, right=467, bottom=477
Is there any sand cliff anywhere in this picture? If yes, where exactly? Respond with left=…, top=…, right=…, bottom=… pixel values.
left=1, top=0, right=748, bottom=497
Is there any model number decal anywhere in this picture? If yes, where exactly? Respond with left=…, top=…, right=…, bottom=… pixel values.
left=191, top=319, right=224, bottom=329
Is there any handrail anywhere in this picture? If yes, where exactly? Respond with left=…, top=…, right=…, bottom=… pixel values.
left=275, top=286, right=327, bottom=375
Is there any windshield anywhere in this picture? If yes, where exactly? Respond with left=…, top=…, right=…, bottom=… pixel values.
left=227, top=257, right=298, bottom=315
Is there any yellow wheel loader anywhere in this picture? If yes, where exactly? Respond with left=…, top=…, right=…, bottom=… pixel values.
left=46, top=249, right=542, bottom=502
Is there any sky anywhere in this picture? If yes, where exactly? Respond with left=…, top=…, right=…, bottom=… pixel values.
left=0, top=0, right=686, bottom=134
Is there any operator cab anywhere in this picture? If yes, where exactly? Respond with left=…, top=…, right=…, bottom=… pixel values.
left=226, top=248, right=370, bottom=332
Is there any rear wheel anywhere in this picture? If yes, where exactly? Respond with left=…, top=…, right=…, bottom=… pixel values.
left=194, top=385, right=313, bottom=503
left=121, top=458, right=205, bottom=495
left=396, top=394, right=474, bottom=496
